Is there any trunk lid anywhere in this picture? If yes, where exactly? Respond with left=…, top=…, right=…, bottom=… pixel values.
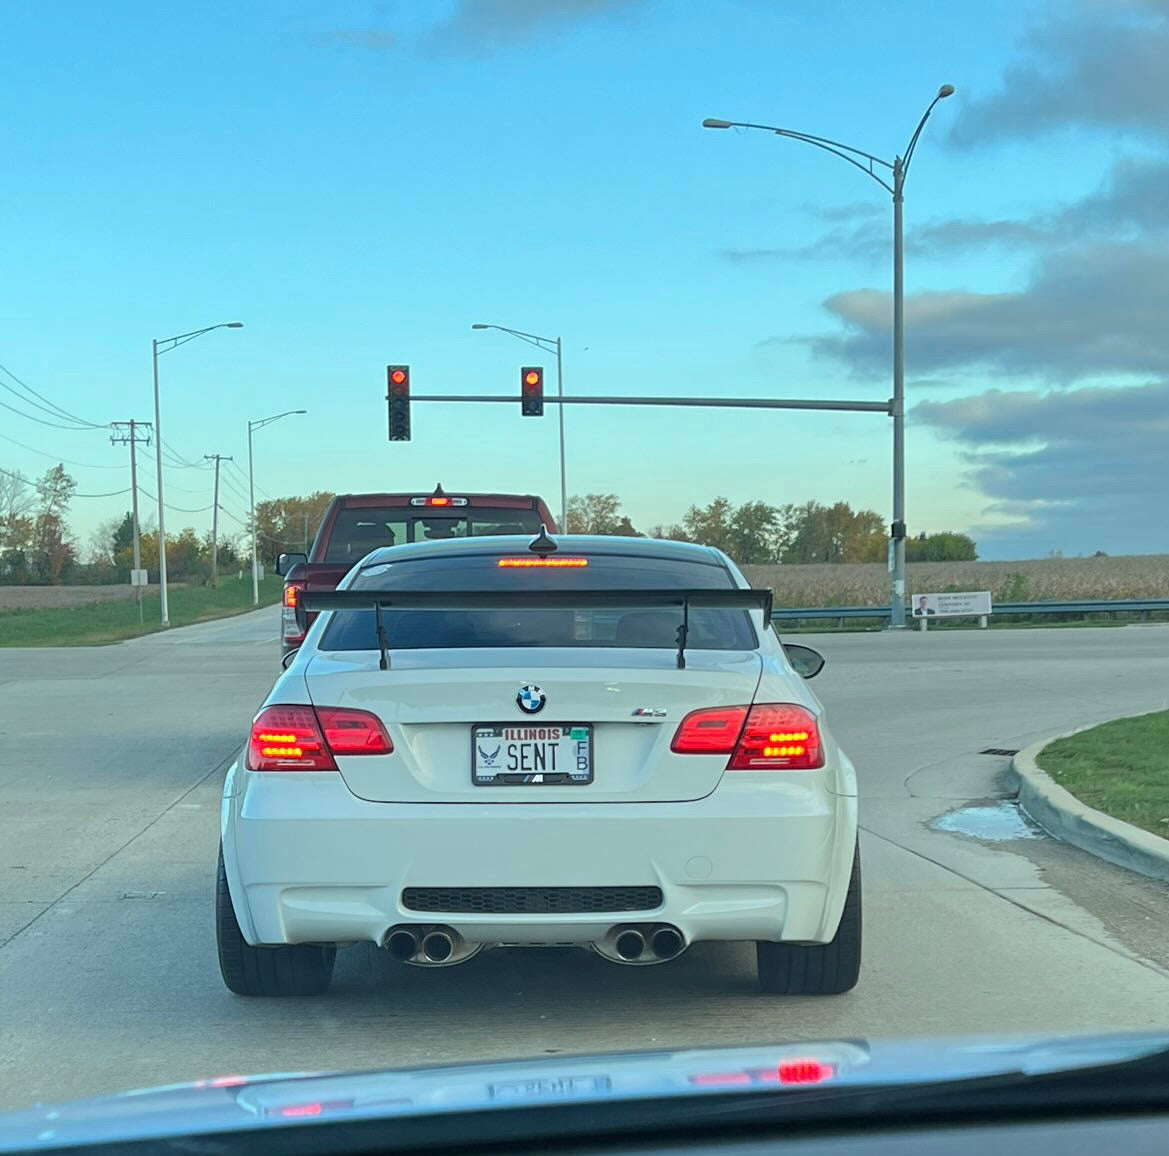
left=303, top=648, right=762, bottom=803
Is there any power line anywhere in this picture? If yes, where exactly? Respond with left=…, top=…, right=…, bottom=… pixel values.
left=0, top=392, right=99, bottom=431
left=137, top=487, right=213, bottom=514
left=0, top=429, right=125, bottom=469
left=74, top=487, right=134, bottom=499
left=0, top=361, right=105, bottom=429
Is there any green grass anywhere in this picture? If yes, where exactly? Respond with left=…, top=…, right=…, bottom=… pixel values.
left=0, top=576, right=283, bottom=647
left=1037, top=710, right=1169, bottom=839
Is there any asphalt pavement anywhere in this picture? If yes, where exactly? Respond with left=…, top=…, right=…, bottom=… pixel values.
left=3, top=611, right=1169, bottom=1110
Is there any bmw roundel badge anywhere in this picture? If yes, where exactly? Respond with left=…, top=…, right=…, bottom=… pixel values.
left=516, top=684, right=546, bottom=715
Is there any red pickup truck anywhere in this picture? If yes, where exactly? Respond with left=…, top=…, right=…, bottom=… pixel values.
left=276, top=486, right=558, bottom=654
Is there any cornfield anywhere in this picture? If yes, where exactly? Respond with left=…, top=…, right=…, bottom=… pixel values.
left=739, top=555, right=1169, bottom=608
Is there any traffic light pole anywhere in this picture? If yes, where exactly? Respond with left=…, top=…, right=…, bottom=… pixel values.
left=408, top=394, right=891, bottom=414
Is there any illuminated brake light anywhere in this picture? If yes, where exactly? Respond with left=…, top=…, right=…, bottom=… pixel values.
left=497, top=557, right=589, bottom=568
left=671, top=705, right=822, bottom=769
left=777, top=1059, right=835, bottom=1085
left=283, top=584, right=299, bottom=609
left=317, top=707, right=392, bottom=755
left=246, top=706, right=392, bottom=771
left=671, top=706, right=748, bottom=754
left=728, top=705, right=822, bottom=770
left=410, top=496, right=469, bottom=507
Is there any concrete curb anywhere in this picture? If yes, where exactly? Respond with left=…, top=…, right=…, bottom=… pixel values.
left=1009, top=721, right=1169, bottom=884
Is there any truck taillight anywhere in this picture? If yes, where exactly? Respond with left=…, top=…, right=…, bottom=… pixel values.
left=671, top=704, right=822, bottom=770
left=282, top=582, right=307, bottom=644
left=246, top=706, right=392, bottom=772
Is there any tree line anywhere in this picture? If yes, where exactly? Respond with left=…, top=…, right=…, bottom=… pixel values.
left=568, top=493, right=977, bottom=564
left=0, top=465, right=976, bottom=587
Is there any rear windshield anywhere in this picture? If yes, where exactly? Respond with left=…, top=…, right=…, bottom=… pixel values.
left=319, top=552, right=759, bottom=652
left=322, top=507, right=544, bottom=564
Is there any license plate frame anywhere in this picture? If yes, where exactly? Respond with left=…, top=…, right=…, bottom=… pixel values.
left=471, top=723, right=594, bottom=786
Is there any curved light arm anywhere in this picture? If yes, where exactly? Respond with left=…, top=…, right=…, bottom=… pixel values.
left=902, top=85, right=955, bottom=178
left=156, top=322, right=244, bottom=356
left=703, top=119, right=894, bottom=193
left=472, top=322, right=557, bottom=354
left=249, top=409, right=306, bottom=433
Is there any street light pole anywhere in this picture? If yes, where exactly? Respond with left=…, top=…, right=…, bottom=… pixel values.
left=702, top=85, right=953, bottom=628
left=248, top=410, right=307, bottom=606
left=472, top=322, right=569, bottom=533
left=892, top=157, right=907, bottom=626
left=151, top=340, right=168, bottom=626
left=248, top=420, right=257, bottom=606
left=151, top=321, right=243, bottom=626
left=555, top=336, right=567, bottom=535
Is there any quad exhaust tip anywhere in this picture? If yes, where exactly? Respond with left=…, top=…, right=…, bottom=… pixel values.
left=386, top=929, right=418, bottom=962
left=615, top=929, right=646, bottom=961
left=651, top=926, right=684, bottom=960
left=421, top=930, right=454, bottom=963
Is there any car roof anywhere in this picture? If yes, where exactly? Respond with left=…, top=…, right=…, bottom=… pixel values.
left=357, top=534, right=730, bottom=569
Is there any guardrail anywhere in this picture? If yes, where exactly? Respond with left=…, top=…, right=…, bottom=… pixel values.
left=771, top=598, right=1169, bottom=624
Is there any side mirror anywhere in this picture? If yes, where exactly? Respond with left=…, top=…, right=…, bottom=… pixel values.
left=783, top=643, right=825, bottom=680
left=281, top=648, right=299, bottom=670
left=276, top=552, right=307, bottom=577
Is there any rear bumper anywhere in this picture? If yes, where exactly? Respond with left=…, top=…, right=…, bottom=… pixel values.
left=221, top=765, right=857, bottom=950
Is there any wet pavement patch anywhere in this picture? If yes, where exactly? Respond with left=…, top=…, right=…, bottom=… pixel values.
left=931, top=801, right=1045, bottom=842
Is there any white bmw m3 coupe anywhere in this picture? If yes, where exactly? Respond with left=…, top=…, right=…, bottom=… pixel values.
left=217, top=533, right=860, bottom=996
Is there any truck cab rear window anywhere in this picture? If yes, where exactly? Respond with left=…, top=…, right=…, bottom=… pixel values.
left=323, top=508, right=545, bottom=563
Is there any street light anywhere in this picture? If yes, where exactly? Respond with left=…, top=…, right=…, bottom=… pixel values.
left=703, top=84, right=954, bottom=628
left=248, top=410, right=307, bottom=606
left=152, top=322, right=243, bottom=626
left=472, top=323, right=568, bottom=534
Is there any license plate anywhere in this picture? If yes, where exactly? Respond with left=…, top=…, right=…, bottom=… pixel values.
left=472, top=724, right=593, bottom=786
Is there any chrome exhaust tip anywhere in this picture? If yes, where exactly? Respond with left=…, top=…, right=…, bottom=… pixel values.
left=614, top=929, right=646, bottom=961
left=386, top=929, right=418, bottom=962
left=651, top=926, right=684, bottom=960
left=421, top=930, right=455, bottom=963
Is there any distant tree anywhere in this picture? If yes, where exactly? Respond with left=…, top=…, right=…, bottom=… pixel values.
left=31, top=464, right=78, bottom=583
left=905, top=531, right=978, bottom=562
left=567, top=494, right=640, bottom=536
left=0, top=469, right=36, bottom=581
left=254, top=491, right=336, bottom=559
left=780, top=501, right=884, bottom=564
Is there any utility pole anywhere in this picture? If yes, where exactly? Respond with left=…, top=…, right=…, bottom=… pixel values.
left=110, top=420, right=153, bottom=625
left=203, top=454, right=233, bottom=587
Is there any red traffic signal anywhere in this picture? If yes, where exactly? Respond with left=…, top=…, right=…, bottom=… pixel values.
left=521, top=366, right=544, bottom=417
left=387, top=365, right=410, bottom=441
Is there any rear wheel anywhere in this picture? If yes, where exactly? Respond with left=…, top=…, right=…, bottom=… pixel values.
left=756, top=844, right=861, bottom=995
left=216, top=847, right=335, bottom=996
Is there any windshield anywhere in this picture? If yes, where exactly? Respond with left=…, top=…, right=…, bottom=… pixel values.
left=3, top=0, right=1169, bottom=1140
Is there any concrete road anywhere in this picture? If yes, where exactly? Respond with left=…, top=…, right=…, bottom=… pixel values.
left=2, top=613, right=1169, bottom=1110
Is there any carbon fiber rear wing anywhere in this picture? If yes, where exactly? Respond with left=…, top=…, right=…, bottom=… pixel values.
left=298, top=588, right=773, bottom=671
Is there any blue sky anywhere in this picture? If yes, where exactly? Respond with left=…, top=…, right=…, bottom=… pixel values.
left=2, top=0, right=1166, bottom=560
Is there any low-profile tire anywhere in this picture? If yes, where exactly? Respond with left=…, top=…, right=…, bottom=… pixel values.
left=756, top=844, right=861, bottom=995
left=216, top=847, right=335, bottom=997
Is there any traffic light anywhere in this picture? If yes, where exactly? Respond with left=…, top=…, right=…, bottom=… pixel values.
left=521, top=366, right=544, bottom=417
left=387, top=365, right=410, bottom=441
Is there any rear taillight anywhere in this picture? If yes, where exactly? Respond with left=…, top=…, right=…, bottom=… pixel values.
left=316, top=707, right=393, bottom=755
left=728, top=704, right=822, bottom=770
left=670, top=706, right=748, bottom=754
left=671, top=704, right=822, bottom=770
left=246, top=705, right=392, bottom=771
left=281, top=582, right=306, bottom=643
